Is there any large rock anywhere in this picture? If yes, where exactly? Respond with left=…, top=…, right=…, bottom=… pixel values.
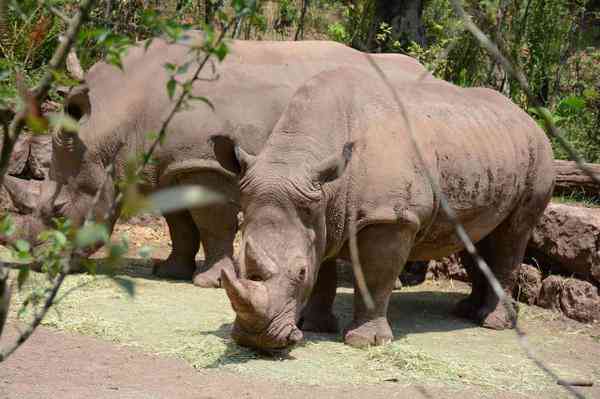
left=529, top=203, right=600, bottom=283
left=0, top=133, right=52, bottom=180
left=537, top=275, right=600, bottom=323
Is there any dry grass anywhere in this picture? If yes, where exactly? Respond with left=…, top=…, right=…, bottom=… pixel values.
left=4, top=257, right=598, bottom=396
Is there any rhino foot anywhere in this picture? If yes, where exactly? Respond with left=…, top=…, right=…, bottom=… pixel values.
left=343, top=317, right=393, bottom=348
left=478, top=302, right=517, bottom=330
left=299, top=312, right=339, bottom=333
left=192, top=260, right=235, bottom=288
left=453, top=296, right=480, bottom=320
left=153, top=257, right=195, bottom=280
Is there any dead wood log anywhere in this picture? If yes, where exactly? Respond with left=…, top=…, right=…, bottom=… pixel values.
left=554, top=160, right=600, bottom=196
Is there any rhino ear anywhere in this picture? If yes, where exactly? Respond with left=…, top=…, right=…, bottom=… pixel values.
left=211, top=135, right=256, bottom=176
left=64, top=84, right=91, bottom=121
left=311, top=142, right=354, bottom=185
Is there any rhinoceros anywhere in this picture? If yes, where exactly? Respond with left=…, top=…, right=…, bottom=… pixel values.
left=212, top=67, right=555, bottom=349
left=10, top=33, right=432, bottom=287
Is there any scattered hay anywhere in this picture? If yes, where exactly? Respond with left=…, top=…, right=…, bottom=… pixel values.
left=3, top=261, right=598, bottom=395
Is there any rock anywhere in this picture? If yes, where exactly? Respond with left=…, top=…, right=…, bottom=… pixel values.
left=1, top=133, right=31, bottom=177
left=529, top=203, right=600, bottom=283
left=425, top=254, right=469, bottom=282
left=537, top=275, right=600, bottom=323
left=514, top=264, right=542, bottom=305
left=0, top=184, right=16, bottom=213
left=28, top=134, right=52, bottom=179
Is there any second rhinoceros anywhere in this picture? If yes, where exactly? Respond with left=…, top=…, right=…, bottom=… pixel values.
left=212, top=67, right=555, bottom=349
left=12, top=33, right=431, bottom=287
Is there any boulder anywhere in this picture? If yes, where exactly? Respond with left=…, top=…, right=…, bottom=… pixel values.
left=537, top=275, right=600, bottom=323
left=529, top=203, right=600, bottom=283
left=513, top=264, right=542, bottom=305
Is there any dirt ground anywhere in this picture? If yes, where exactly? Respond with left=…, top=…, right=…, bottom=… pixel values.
left=1, top=218, right=599, bottom=398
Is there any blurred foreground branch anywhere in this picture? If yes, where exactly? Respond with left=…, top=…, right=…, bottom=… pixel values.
left=0, top=0, right=97, bottom=361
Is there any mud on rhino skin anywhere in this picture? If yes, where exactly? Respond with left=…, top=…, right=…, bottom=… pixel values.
left=213, top=66, right=555, bottom=349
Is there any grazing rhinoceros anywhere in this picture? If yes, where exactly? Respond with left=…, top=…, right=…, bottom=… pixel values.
left=212, top=67, right=555, bottom=349
left=10, top=33, right=432, bottom=287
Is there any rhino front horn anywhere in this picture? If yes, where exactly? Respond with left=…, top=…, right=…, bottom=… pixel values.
left=221, top=268, right=269, bottom=320
left=221, top=269, right=252, bottom=311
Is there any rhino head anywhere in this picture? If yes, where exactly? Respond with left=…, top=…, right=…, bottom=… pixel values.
left=212, top=136, right=351, bottom=349
left=6, top=85, right=118, bottom=250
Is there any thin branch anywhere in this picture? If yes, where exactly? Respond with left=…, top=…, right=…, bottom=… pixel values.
left=0, top=269, right=68, bottom=361
left=103, top=23, right=235, bottom=224
left=48, top=5, right=72, bottom=24
left=0, top=0, right=97, bottom=361
left=364, top=52, right=584, bottom=399
left=1, top=0, right=96, bottom=188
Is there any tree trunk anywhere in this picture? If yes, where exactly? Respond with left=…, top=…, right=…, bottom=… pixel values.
left=0, top=0, right=9, bottom=57
left=369, top=0, right=425, bottom=51
left=554, top=160, right=600, bottom=196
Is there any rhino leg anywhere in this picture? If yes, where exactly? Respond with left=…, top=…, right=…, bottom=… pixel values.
left=191, top=203, right=238, bottom=288
left=343, top=223, right=417, bottom=348
left=299, top=259, right=339, bottom=333
left=458, top=193, right=550, bottom=330
left=453, top=250, right=486, bottom=320
left=153, top=210, right=200, bottom=280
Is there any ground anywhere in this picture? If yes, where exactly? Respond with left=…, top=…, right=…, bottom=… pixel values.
left=1, top=218, right=599, bottom=398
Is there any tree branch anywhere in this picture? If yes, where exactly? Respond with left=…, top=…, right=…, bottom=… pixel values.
left=0, top=0, right=97, bottom=361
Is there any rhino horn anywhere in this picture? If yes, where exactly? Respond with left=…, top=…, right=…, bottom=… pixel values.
left=221, top=268, right=253, bottom=311
left=221, top=268, right=270, bottom=325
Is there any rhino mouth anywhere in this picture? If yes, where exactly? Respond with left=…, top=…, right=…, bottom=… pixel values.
left=221, top=268, right=304, bottom=349
left=231, top=316, right=303, bottom=350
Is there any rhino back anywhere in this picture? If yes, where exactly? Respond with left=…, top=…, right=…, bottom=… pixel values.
left=264, top=67, right=553, bottom=260
left=78, top=36, right=432, bottom=188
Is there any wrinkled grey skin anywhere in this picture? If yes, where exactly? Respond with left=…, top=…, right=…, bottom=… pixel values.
left=214, top=67, right=555, bottom=349
left=11, top=33, right=432, bottom=287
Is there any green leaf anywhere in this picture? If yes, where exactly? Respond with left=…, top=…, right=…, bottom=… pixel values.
left=0, top=69, right=10, bottom=81
left=147, top=185, right=224, bottom=214
left=75, top=223, right=109, bottom=249
left=144, top=38, right=155, bottom=52
left=17, top=265, right=30, bottom=289
left=81, top=259, right=97, bottom=275
left=583, top=88, right=599, bottom=101
left=213, top=42, right=229, bottom=62
left=111, top=276, right=136, bottom=297
left=164, top=63, right=177, bottom=73
left=166, top=78, right=177, bottom=100
left=0, top=215, right=15, bottom=237
left=189, top=95, right=215, bottom=111
left=14, top=239, right=30, bottom=253
left=176, top=62, right=191, bottom=75
left=26, top=114, right=48, bottom=134
left=48, top=113, right=79, bottom=134
left=559, top=96, right=586, bottom=112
